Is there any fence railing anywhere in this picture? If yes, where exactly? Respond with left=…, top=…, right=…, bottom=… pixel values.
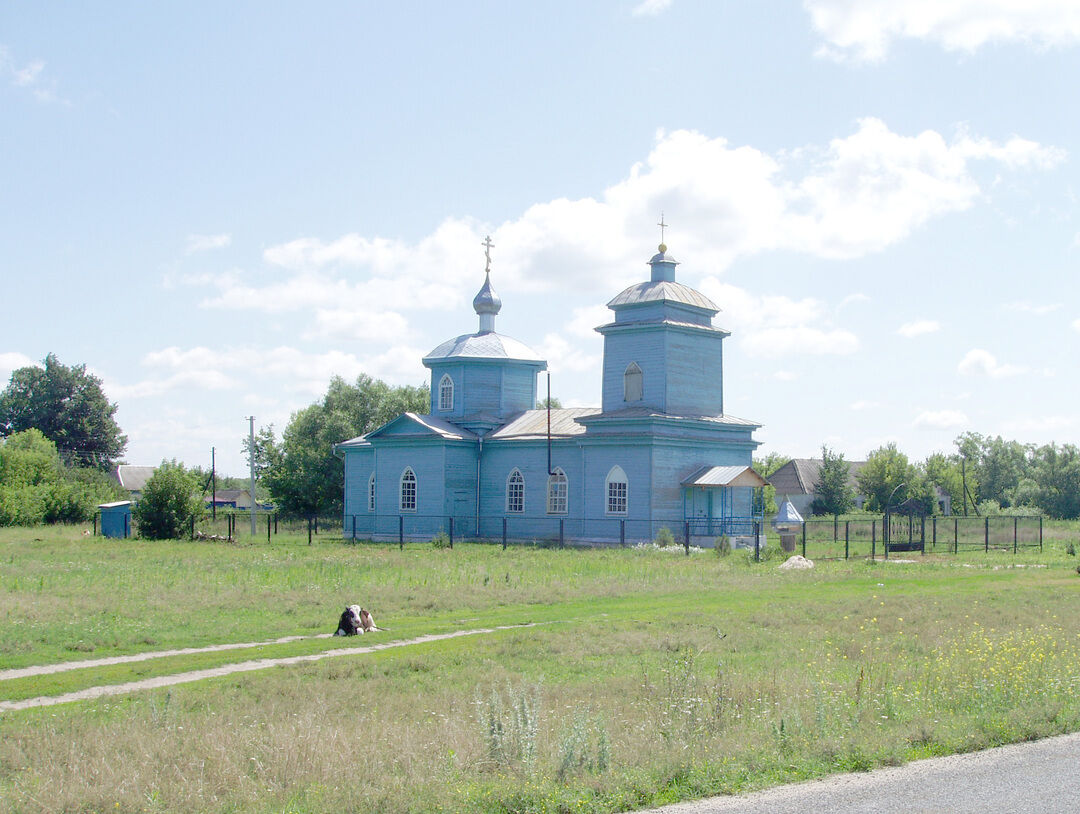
left=797, top=515, right=1043, bottom=560
left=343, top=513, right=765, bottom=549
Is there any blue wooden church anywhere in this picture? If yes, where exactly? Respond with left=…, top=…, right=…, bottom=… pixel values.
left=336, top=234, right=766, bottom=545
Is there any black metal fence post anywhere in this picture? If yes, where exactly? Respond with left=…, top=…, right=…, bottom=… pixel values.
left=502, top=517, right=507, bottom=550
left=190, top=516, right=195, bottom=541
left=399, top=515, right=404, bottom=549
left=449, top=517, right=454, bottom=549
left=308, top=517, right=312, bottom=546
left=801, top=521, right=806, bottom=558
left=1039, top=515, right=1043, bottom=552
left=954, top=517, right=958, bottom=554
left=274, top=513, right=278, bottom=535
left=267, top=514, right=270, bottom=543
left=985, top=517, right=989, bottom=552
left=871, top=519, right=876, bottom=561
left=684, top=521, right=690, bottom=556
left=884, top=511, right=890, bottom=560
left=1014, top=516, right=1018, bottom=554
left=620, top=519, right=625, bottom=546
left=754, top=526, right=760, bottom=562
left=559, top=519, right=564, bottom=547
left=844, top=520, right=849, bottom=560
left=93, top=514, right=97, bottom=536
left=351, top=515, right=356, bottom=541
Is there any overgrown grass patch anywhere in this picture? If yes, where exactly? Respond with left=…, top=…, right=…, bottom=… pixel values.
left=1, top=526, right=1080, bottom=812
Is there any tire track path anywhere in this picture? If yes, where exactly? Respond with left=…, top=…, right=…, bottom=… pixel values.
left=0, top=623, right=538, bottom=711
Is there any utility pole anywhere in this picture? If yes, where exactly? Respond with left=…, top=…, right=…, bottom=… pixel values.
left=247, top=417, right=257, bottom=536
left=211, top=446, right=217, bottom=521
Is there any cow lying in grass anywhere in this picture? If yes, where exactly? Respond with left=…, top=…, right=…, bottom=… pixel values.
left=334, top=605, right=384, bottom=635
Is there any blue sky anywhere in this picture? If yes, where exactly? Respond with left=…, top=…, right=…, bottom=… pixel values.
left=2, top=1, right=1078, bottom=476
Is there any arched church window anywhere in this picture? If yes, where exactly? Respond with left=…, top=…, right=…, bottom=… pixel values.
left=606, top=465, right=628, bottom=515
left=400, top=467, right=417, bottom=512
left=506, top=469, right=525, bottom=514
left=624, top=362, right=643, bottom=402
left=368, top=472, right=376, bottom=513
left=547, top=468, right=568, bottom=515
left=438, top=374, right=454, bottom=411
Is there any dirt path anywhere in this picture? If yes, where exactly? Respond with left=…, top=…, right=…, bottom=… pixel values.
left=0, top=623, right=538, bottom=712
left=0, top=633, right=336, bottom=681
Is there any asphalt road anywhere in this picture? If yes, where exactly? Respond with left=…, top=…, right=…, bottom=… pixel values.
left=643, top=732, right=1080, bottom=814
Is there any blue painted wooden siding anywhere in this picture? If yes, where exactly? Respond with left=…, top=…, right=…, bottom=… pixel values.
left=601, top=329, right=668, bottom=413
left=664, top=330, right=724, bottom=416
left=427, top=361, right=540, bottom=422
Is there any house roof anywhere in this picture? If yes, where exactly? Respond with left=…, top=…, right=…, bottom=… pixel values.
left=115, top=465, right=156, bottom=491
left=767, top=458, right=867, bottom=496
left=487, top=408, right=600, bottom=440
left=577, top=407, right=760, bottom=427
left=681, top=465, right=768, bottom=488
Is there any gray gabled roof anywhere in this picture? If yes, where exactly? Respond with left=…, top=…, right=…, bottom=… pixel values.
left=337, top=413, right=479, bottom=448
left=767, top=458, right=866, bottom=496
left=682, top=465, right=768, bottom=488
left=607, top=280, right=719, bottom=312
left=115, top=465, right=156, bottom=491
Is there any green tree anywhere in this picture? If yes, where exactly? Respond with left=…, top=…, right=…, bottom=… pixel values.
left=0, top=354, right=127, bottom=471
left=256, top=374, right=428, bottom=517
left=857, top=443, right=914, bottom=512
left=923, top=452, right=963, bottom=512
left=0, top=429, right=123, bottom=525
left=753, top=452, right=789, bottom=515
left=1030, top=443, right=1080, bottom=519
left=132, top=461, right=202, bottom=539
left=810, top=445, right=854, bottom=516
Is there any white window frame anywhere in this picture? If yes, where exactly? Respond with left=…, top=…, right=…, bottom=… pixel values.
left=438, top=374, right=454, bottom=411
left=547, top=468, right=568, bottom=515
left=368, top=472, right=376, bottom=513
left=506, top=468, right=525, bottom=514
left=606, top=465, right=628, bottom=516
left=400, top=467, right=417, bottom=512
left=624, top=361, right=643, bottom=402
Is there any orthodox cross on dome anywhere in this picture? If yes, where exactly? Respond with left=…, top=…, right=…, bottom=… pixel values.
left=482, top=235, right=494, bottom=273
left=657, top=212, right=668, bottom=250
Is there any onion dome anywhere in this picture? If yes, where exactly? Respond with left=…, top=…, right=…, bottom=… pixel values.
left=472, top=272, right=501, bottom=333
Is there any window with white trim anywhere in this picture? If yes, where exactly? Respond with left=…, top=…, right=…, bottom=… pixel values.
left=438, top=374, right=454, bottom=411
left=400, top=467, right=417, bottom=512
left=547, top=468, right=568, bottom=515
left=606, top=465, right=628, bottom=515
left=506, top=469, right=524, bottom=514
left=368, top=472, right=376, bottom=512
left=624, top=361, right=643, bottom=402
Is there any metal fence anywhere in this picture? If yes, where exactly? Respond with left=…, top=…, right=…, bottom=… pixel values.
left=343, top=512, right=764, bottom=549
left=96, top=510, right=342, bottom=542
left=798, top=515, right=1043, bottom=560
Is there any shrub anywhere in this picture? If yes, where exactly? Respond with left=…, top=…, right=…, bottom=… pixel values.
left=132, top=461, right=201, bottom=540
left=654, top=526, right=675, bottom=547
left=476, top=682, right=541, bottom=772
left=714, top=535, right=731, bottom=556
left=430, top=530, right=451, bottom=549
left=557, top=710, right=609, bottom=779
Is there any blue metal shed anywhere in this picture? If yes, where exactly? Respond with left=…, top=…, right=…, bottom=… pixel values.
left=98, top=501, right=132, bottom=538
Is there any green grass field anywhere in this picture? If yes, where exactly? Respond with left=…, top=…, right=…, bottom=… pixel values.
left=2, top=525, right=1080, bottom=813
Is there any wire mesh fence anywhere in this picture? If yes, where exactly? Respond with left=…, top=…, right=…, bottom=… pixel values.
left=798, top=514, right=1043, bottom=560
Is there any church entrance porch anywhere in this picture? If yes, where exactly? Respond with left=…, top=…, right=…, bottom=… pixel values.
left=681, top=465, right=768, bottom=548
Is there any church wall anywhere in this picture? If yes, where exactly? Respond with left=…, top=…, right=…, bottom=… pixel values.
left=342, top=447, right=374, bottom=523
left=444, top=442, right=479, bottom=531
left=428, top=363, right=465, bottom=417
left=462, top=364, right=501, bottom=415
left=580, top=441, right=652, bottom=542
left=371, top=441, right=449, bottom=538
left=663, top=330, right=724, bottom=416
left=601, top=329, right=667, bottom=413
left=479, top=439, right=585, bottom=540
left=501, top=366, right=538, bottom=415
left=648, top=438, right=754, bottom=522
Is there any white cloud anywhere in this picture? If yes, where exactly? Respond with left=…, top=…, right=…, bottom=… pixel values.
left=773, top=370, right=798, bottom=381
left=1001, top=415, right=1075, bottom=434
left=0, top=352, right=37, bottom=383
left=302, top=308, right=410, bottom=342
left=838, top=292, right=870, bottom=310
left=186, top=233, right=232, bottom=253
left=631, top=0, right=673, bottom=16
left=805, top=0, right=1080, bottom=62
left=957, top=348, right=1026, bottom=378
left=1073, top=318, right=1080, bottom=333
left=700, top=280, right=860, bottom=357
left=190, top=121, right=1060, bottom=359
left=850, top=400, right=879, bottom=411
left=537, top=332, right=602, bottom=376
left=897, top=319, right=941, bottom=337
left=1, top=46, right=64, bottom=103
left=1002, top=301, right=1061, bottom=316
left=914, top=409, right=969, bottom=429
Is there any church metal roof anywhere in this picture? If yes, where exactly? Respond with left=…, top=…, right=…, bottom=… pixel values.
left=422, top=331, right=545, bottom=364
left=487, top=408, right=599, bottom=439
left=607, top=280, right=719, bottom=312
left=681, top=465, right=768, bottom=488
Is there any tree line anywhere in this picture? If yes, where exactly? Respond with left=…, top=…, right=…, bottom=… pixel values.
left=796, top=434, right=1080, bottom=519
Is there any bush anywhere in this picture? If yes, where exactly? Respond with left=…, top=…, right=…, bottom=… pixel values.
left=132, top=461, right=201, bottom=540
left=714, top=535, right=731, bottom=557
left=654, top=526, right=675, bottom=547
left=431, top=530, right=451, bottom=549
